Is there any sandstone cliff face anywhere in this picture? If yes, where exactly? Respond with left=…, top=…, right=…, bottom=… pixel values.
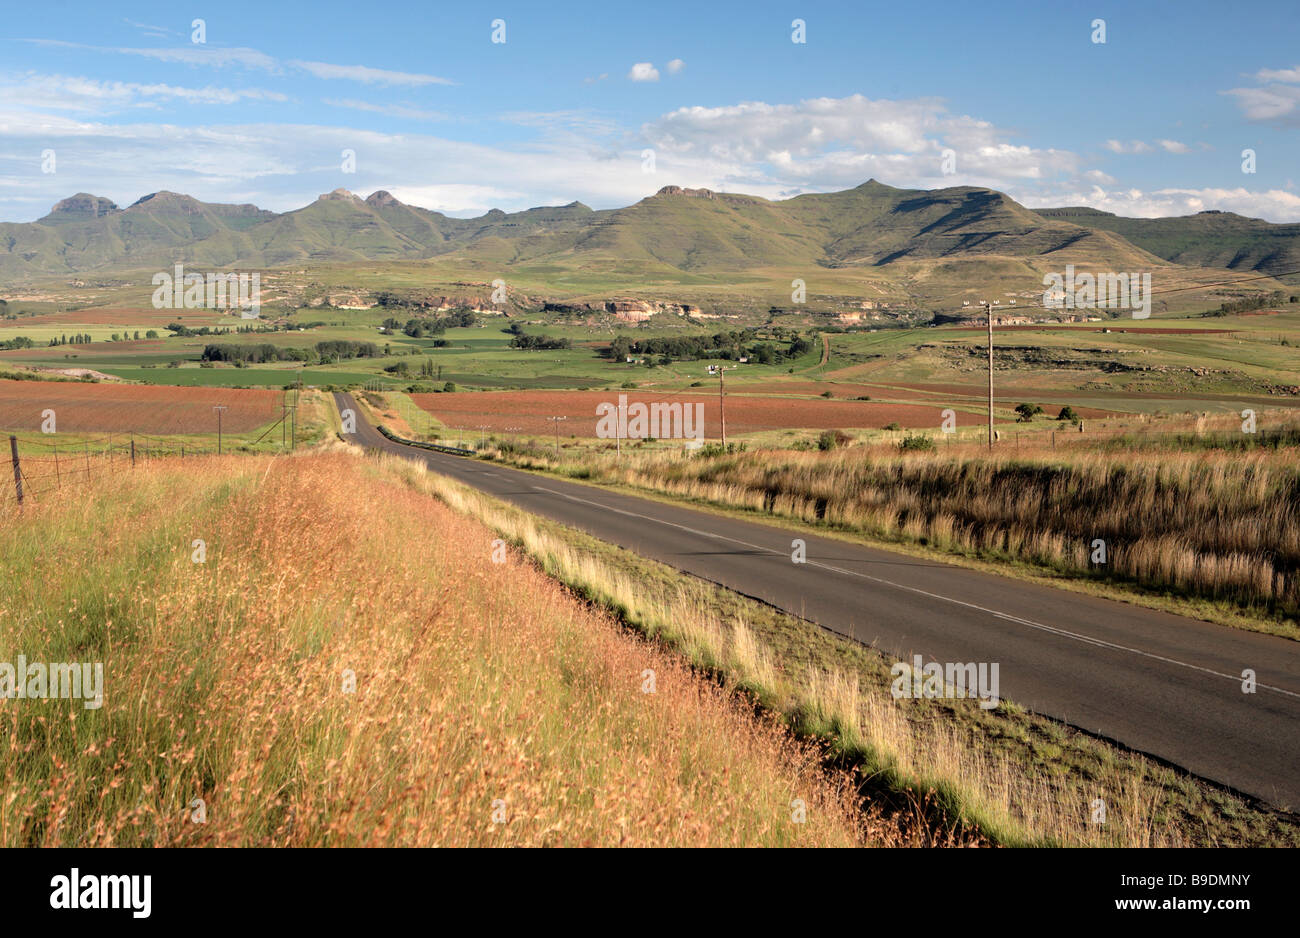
left=42, top=193, right=121, bottom=222
left=654, top=185, right=716, bottom=200
left=545, top=299, right=702, bottom=318
left=365, top=190, right=403, bottom=208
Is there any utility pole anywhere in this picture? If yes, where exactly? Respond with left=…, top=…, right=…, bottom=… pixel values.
left=983, top=301, right=994, bottom=450
left=477, top=424, right=490, bottom=449
left=290, top=370, right=301, bottom=451
left=708, top=364, right=731, bottom=446
left=548, top=416, right=566, bottom=459
left=213, top=405, right=228, bottom=454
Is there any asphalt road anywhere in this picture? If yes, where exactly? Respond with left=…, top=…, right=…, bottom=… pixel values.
left=336, top=392, right=1300, bottom=810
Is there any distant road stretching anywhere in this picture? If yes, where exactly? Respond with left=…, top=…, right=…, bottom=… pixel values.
left=336, top=392, right=1300, bottom=809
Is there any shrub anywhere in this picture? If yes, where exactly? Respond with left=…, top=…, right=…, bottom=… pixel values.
left=898, top=434, right=936, bottom=451
left=817, top=429, right=852, bottom=451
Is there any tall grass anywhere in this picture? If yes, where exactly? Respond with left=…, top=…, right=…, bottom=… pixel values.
left=492, top=440, right=1300, bottom=631
left=0, top=449, right=897, bottom=846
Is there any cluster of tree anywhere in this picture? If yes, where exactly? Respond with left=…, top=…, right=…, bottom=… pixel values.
left=1016, top=402, right=1079, bottom=423
left=167, top=322, right=233, bottom=337
left=0, top=336, right=35, bottom=350
left=46, top=332, right=145, bottom=346
left=315, top=340, right=380, bottom=361
left=509, top=332, right=572, bottom=350
left=1205, top=290, right=1294, bottom=317
left=606, top=330, right=813, bottom=364
left=384, top=358, right=442, bottom=378
left=201, top=344, right=313, bottom=364
left=382, top=309, right=477, bottom=338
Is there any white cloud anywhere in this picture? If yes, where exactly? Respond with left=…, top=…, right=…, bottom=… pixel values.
left=628, top=63, right=660, bottom=82
left=1021, top=185, right=1300, bottom=221
left=666, top=59, right=685, bottom=75
left=0, top=73, right=287, bottom=112
left=22, top=39, right=279, bottom=71
left=123, top=19, right=175, bottom=39
left=1255, top=65, right=1300, bottom=83
left=498, top=110, right=622, bottom=137
left=1104, top=139, right=1154, bottom=154
left=3, top=91, right=1299, bottom=226
left=1223, top=65, right=1300, bottom=126
left=323, top=99, right=445, bottom=120
left=289, top=60, right=453, bottom=86
left=1224, top=83, right=1300, bottom=125
left=1157, top=139, right=1190, bottom=153
left=643, top=95, right=1079, bottom=189
left=21, top=39, right=453, bottom=87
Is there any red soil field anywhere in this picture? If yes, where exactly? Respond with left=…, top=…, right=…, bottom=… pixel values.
left=0, top=380, right=280, bottom=434
left=737, top=380, right=1116, bottom=420
left=411, top=390, right=1006, bottom=437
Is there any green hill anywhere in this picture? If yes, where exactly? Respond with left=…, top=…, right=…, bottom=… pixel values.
left=1033, top=207, right=1300, bottom=277
left=2, top=180, right=1295, bottom=293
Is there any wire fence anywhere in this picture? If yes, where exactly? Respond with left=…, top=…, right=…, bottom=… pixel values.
left=1, top=433, right=225, bottom=509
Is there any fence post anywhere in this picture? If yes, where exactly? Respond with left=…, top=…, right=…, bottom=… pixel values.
left=9, top=435, right=22, bottom=506
left=131, top=434, right=135, bottom=466
left=53, top=442, right=60, bottom=488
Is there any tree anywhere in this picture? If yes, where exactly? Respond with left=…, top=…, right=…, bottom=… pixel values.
left=1015, top=403, right=1043, bottom=423
left=1057, top=405, right=1079, bottom=423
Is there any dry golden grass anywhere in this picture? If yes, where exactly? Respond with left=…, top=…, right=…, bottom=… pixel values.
left=492, top=438, right=1300, bottom=633
left=0, top=449, right=913, bottom=847
left=397, top=458, right=1194, bottom=847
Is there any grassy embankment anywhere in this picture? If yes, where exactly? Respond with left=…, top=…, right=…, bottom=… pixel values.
left=378, top=453, right=1300, bottom=847
left=1, top=448, right=892, bottom=847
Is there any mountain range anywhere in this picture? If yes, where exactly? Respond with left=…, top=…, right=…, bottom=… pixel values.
left=2, top=180, right=1298, bottom=285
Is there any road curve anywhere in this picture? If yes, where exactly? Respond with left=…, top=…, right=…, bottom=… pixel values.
left=336, top=392, right=1300, bottom=810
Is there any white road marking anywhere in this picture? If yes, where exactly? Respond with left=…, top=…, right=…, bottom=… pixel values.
left=362, top=409, right=1299, bottom=705
left=529, top=486, right=1299, bottom=701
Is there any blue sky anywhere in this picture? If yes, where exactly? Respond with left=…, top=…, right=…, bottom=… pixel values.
left=2, top=0, right=1298, bottom=222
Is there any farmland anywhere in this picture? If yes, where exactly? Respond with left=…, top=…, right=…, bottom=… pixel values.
left=0, top=379, right=282, bottom=434
left=409, top=388, right=1012, bottom=438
